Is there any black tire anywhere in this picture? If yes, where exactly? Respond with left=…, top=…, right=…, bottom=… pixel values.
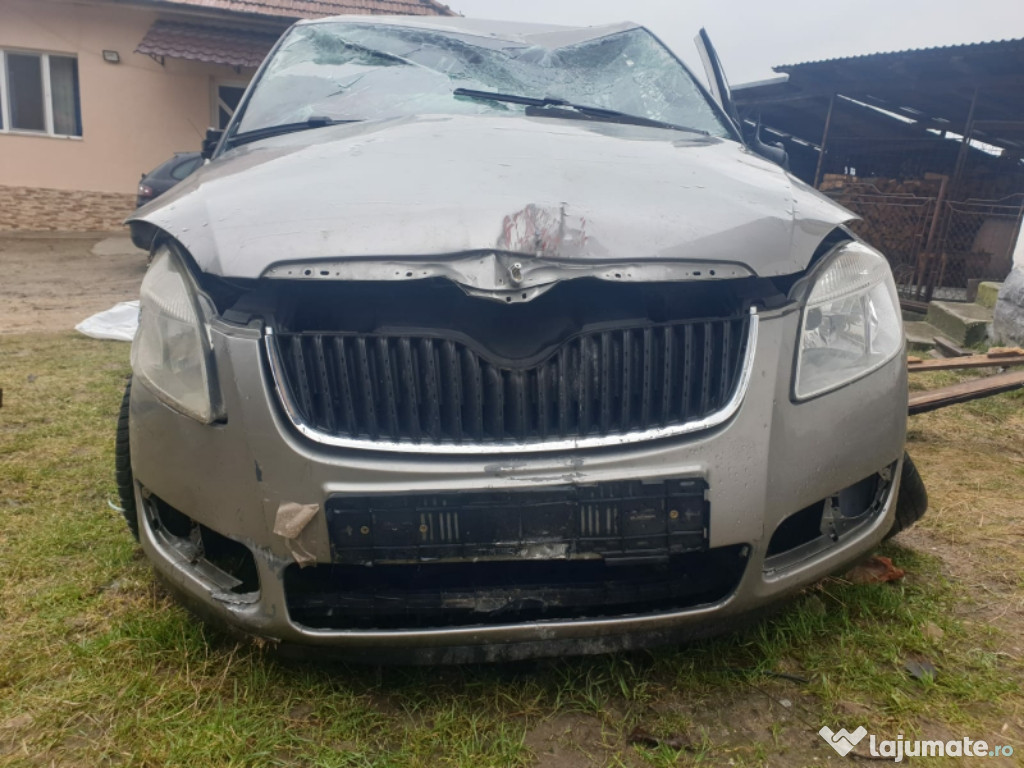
left=115, top=377, right=140, bottom=540
left=885, top=452, right=928, bottom=539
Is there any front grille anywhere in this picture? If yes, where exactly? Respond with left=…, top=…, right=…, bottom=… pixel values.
left=268, top=313, right=750, bottom=448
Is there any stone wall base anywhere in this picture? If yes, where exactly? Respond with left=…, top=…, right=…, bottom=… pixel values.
left=0, top=185, right=135, bottom=232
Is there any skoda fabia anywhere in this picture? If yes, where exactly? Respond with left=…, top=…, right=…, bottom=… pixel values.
left=118, top=16, right=926, bottom=662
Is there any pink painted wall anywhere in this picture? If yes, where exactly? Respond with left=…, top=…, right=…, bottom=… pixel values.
left=0, top=0, right=260, bottom=195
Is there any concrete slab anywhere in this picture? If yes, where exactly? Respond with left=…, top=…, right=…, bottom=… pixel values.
left=91, top=234, right=146, bottom=259
left=976, top=281, right=1002, bottom=309
left=904, top=321, right=939, bottom=351
left=926, top=300, right=992, bottom=347
left=0, top=233, right=146, bottom=334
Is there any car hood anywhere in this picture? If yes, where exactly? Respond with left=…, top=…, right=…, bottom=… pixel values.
left=130, top=114, right=854, bottom=284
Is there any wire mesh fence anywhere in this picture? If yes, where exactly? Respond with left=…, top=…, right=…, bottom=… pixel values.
left=823, top=182, right=936, bottom=298
left=924, top=195, right=1024, bottom=300
left=824, top=180, right=1023, bottom=300
left=811, top=104, right=1024, bottom=300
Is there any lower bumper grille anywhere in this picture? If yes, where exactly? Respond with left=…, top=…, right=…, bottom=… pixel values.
left=268, top=312, right=751, bottom=449
left=283, top=545, right=749, bottom=630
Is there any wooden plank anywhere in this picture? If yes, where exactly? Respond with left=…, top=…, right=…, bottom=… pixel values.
left=909, top=370, right=1024, bottom=415
left=989, top=347, right=1024, bottom=358
left=908, top=351, right=1024, bottom=372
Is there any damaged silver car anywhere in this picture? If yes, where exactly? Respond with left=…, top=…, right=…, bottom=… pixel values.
left=118, top=16, right=926, bottom=662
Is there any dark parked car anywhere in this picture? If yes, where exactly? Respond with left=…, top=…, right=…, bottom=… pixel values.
left=136, top=152, right=203, bottom=207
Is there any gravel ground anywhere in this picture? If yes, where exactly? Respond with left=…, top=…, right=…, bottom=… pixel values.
left=0, top=233, right=147, bottom=335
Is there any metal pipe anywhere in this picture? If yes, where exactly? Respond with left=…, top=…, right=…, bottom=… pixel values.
left=918, top=174, right=949, bottom=301
left=925, top=175, right=949, bottom=253
left=813, top=93, right=837, bottom=189
left=950, top=87, right=979, bottom=197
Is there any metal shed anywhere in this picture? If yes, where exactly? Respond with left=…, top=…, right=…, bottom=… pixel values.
left=735, top=39, right=1024, bottom=300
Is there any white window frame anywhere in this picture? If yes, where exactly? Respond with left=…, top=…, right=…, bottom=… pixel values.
left=0, top=48, right=81, bottom=139
left=211, top=79, right=249, bottom=130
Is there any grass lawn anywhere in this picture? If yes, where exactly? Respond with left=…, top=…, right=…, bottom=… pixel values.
left=1, top=332, right=1022, bottom=767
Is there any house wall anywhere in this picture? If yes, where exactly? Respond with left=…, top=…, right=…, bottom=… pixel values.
left=0, top=0, right=259, bottom=230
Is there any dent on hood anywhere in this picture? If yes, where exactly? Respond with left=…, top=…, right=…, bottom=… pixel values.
left=262, top=199, right=756, bottom=303
left=498, top=203, right=592, bottom=259
left=128, top=115, right=855, bottom=296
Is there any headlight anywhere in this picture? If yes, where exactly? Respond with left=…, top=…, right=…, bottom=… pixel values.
left=131, top=246, right=220, bottom=423
left=793, top=241, right=903, bottom=400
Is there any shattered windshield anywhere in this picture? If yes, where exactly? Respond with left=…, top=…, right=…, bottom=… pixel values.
left=235, top=23, right=732, bottom=138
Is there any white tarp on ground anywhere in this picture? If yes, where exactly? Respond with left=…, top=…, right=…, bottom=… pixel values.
left=75, top=301, right=139, bottom=342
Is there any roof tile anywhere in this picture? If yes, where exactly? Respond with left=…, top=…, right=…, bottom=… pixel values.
left=136, top=20, right=279, bottom=67
left=152, top=0, right=455, bottom=20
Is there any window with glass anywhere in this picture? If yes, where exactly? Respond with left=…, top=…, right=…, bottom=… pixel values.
left=0, top=49, right=82, bottom=137
left=170, top=155, right=203, bottom=180
left=216, top=84, right=247, bottom=129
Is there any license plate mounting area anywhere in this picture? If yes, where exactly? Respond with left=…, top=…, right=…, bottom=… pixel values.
left=325, top=478, right=708, bottom=566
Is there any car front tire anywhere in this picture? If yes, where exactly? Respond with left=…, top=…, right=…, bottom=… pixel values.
left=885, top=452, right=928, bottom=539
left=115, top=378, right=139, bottom=540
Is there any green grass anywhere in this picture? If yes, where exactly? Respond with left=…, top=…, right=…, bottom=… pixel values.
left=2, top=334, right=1022, bottom=767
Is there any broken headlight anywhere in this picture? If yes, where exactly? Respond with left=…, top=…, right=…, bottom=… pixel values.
left=132, top=245, right=220, bottom=423
left=793, top=241, right=903, bottom=400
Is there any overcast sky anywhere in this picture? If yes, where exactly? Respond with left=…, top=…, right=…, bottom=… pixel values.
left=449, top=0, right=1024, bottom=85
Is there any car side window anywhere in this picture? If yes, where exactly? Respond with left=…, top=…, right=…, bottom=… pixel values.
left=171, top=157, right=202, bottom=180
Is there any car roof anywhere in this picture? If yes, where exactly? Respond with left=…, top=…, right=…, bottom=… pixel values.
left=295, top=15, right=643, bottom=47
left=144, top=152, right=200, bottom=176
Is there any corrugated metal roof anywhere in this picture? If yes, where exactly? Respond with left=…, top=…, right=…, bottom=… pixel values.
left=151, top=0, right=455, bottom=20
left=136, top=20, right=279, bottom=67
left=736, top=34, right=1024, bottom=178
left=775, top=37, right=1024, bottom=72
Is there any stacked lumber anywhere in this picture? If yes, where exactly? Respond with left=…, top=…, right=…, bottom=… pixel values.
left=907, top=347, right=1024, bottom=413
left=909, top=371, right=1024, bottom=414
left=907, top=347, right=1024, bottom=372
left=821, top=174, right=944, bottom=197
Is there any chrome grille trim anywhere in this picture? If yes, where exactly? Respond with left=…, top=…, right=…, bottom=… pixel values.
left=264, top=308, right=758, bottom=455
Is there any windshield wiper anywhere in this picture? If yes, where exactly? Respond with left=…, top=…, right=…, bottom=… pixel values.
left=227, top=116, right=361, bottom=148
left=453, top=88, right=709, bottom=135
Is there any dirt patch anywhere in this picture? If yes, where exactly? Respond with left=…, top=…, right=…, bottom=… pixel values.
left=902, top=525, right=1024, bottom=672
left=904, top=407, right=1024, bottom=659
left=525, top=713, right=612, bottom=767
left=0, top=233, right=146, bottom=335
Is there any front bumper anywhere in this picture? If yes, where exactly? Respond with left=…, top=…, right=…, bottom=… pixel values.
left=129, top=303, right=907, bottom=662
